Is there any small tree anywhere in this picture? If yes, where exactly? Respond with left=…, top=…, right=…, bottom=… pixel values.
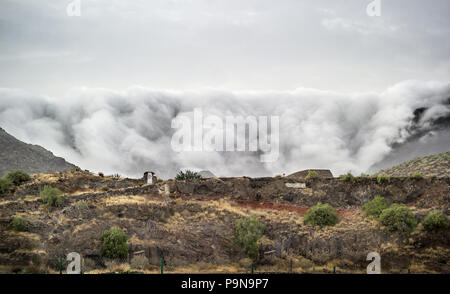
left=303, top=202, right=339, bottom=227
left=379, top=204, right=417, bottom=233
left=233, top=216, right=265, bottom=261
left=0, top=178, right=13, bottom=196
left=175, top=170, right=202, bottom=181
left=40, top=186, right=63, bottom=208
left=5, top=170, right=31, bottom=186
left=101, top=227, right=129, bottom=259
left=11, top=215, right=28, bottom=231
left=423, top=210, right=450, bottom=231
left=362, top=196, right=390, bottom=219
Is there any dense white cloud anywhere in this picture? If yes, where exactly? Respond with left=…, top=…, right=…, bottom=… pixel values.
left=1, top=81, right=449, bottom=178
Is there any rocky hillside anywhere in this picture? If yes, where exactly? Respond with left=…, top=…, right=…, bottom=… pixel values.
left=375, top=151, right=450, bottom=177
left=0, top=170, right=448, bottom=274
left=0, top=127, right=78, bottom=177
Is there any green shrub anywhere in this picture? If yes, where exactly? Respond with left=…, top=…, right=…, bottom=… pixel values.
left=411, top=173, right=423, bottom=179
left=10, top=215, right=28, bottom=231
left=423, top=210, right=450, bottom=231
left=102, top=186, right=110, bottom=191
left=233, top=216, right=265, bottom=261
left=98, top=172, right=104, bottom=178
left=0, top=178, right=13, bottom=196
left=305, top=170, right=318, bottom=179
left=339, top=173, right=355, bottom=183
left=303, top=202, right=339, bottom=227
left=379, top=204, right=417, bottom=233
left=355, top=174, right=371, bottom=182
left=376, top=175, right=390, bottom=185
left=175, top=170, right=202, bottom=181
left=362, top=196, right=390, bottom=219
left=40, top=186, right=63, bottom=208
left=5, top=170, right=31, bottom=186
left=101, top=227, right=129, bottom=259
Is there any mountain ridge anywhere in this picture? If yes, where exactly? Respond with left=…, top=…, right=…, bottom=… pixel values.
left=0, top=127, right=78, bottom=177
left=375, top=150, right=450, bottom=177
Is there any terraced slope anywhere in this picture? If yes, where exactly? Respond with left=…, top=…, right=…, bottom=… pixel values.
left=375, top=151, right=450, bottom=177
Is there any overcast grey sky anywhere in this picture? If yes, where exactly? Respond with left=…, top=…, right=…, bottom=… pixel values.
left=1, top=0, right=449, bottom=96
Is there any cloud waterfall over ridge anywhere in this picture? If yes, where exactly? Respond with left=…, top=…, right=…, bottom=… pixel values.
left=0, top=80, right=449, bottom=178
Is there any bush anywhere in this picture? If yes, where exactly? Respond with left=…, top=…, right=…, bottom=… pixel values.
left=175, top=170, right=202, bottom=181
left=362, top=196, right=390, bottom=219
left=411, top=173, right=423, bottom=179
left=423, top=210, right=450, bottom=231
left=233, top=216, right=265, bottom=261
left=98, top=172, right=104, bottom=178
left=101, top=227, right=129, bottom=259
left=0, top=178, right=13, bottom=196
left=305, top=170, right=318, bottom=179
left=379, top=204, right=417, bottom=233
left=40, top=186, right=63, bottom=208
left=303, top=202, right=339, bottom=227
left=376, top=175, right=390, bottom=185
left=5, top=170, right=31, bottom=186
left=130, top=255, right=149, bottom=270
left=73, top=200, right=88, bottom=210
left=10, top=215, right=28, bottom=231
left=339, top=173, right=355, bottom=183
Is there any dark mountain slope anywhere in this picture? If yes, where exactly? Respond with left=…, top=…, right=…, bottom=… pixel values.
left=374, top=150, right=450, bottom=177
left=0, top=127, right=78, bottom=177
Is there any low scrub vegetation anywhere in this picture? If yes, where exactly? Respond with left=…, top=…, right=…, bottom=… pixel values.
left=175, top=170, right=202, bottom=181
left=376, top=175, right=391, bottom=185
left=362, top=196, right=390, bottom=219
left=130, top=255, right=149, bottom=270
left=233, top=215, right=265, bottom=261
left=73, top=200, right=88, bottom=210
left=303, top=202, right=339, bottom=227
left=0, top=178, right=13, bottom=196
left=5, top=170, right=31, bottom=186
left=411, top=173, right=423, bottom=179
left=40, top=186, right=63, bottom=208
left=423, top=210, right=450, bottom=231
left=379, top=204, right=417, bottom=233
left=339, top=173, right=355, bottom=183
left=305, top=170, right=318, bottom=179
left=101, top=227, right=129, bottom=259
left=10, top=215, right=28, bottom=231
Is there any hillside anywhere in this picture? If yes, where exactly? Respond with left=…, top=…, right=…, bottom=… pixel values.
left=0, top=170, right=448, bottom=274
left=0, top=127, right=78, bottom=177
left=375, top=151, right=450, bottom=177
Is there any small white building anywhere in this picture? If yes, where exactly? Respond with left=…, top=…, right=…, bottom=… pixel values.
left=143, top=171, right=157, bottom=184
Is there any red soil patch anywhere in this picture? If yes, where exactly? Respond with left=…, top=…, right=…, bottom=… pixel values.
left=235, top=200, right=357, bottom=219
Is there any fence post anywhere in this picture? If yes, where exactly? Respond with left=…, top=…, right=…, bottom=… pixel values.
left=251, top=263, right=253, bottom=274
left=59, top=256, right=62, bottom=274
left=160, top=257, right=164, bottom=274
left=408, top=269, right=411, bottom=274
left=290, top=259, right=293, bottom=273
left=333, top=266, right=336, bottom=274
